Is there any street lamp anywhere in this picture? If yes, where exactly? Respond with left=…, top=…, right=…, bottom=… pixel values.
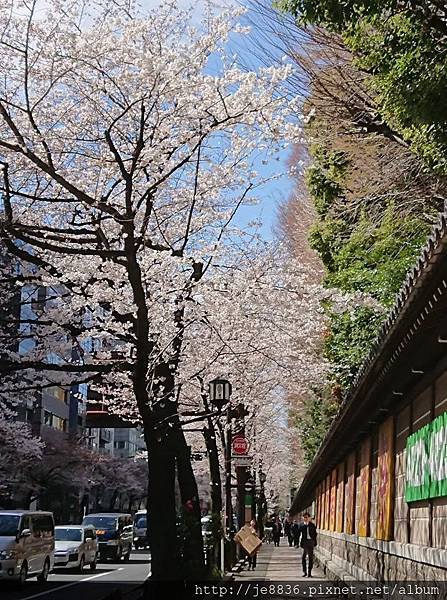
left=208, top=378, right=232, bottom=410
left=208, top=377, right=233, bottom=574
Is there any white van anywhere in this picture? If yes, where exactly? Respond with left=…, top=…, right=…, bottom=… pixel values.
left=0, top=510, right=55, bottom=584
left=54, top=525, right=98, bottom=571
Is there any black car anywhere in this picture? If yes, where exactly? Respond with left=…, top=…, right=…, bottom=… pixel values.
left=82, top=513, right=133, bottom=562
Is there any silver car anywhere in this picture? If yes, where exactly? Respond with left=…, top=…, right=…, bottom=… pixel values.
left=0, top=510, right=54, bottom=584
left=133, top=511, right=149, bottom=549
left=54, top=525, right=98, bottom=571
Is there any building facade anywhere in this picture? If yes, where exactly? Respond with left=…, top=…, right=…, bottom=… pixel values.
left=292, top=214, right=447, bottom=583
left=15, top=284, right=87, bottom=441
left=87, top=427, right=114, bottom=455
left=113, top=427, right=146, bottom=459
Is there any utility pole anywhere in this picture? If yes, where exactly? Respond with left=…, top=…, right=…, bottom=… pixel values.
left=225, top=404, right=233, bottom=536
left=251, top=467, right=257, bottom=523
left=257, top=461, right=267, bottom=539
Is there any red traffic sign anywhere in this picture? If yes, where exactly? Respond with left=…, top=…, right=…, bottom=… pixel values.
left=232, top=436, right=249, bottom=455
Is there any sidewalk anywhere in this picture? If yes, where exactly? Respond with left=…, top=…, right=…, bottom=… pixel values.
left=234, top=541, right=325, bottom=581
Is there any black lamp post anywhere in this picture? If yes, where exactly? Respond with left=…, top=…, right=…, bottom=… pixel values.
left=208, top=378, right=232, bottom=411
left=208, top=377, right=233, bottom=572
left=208, top=378, right=233, bottom=532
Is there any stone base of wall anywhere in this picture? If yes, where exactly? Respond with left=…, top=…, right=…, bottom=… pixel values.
left=316, top=530, right=447, bottom=584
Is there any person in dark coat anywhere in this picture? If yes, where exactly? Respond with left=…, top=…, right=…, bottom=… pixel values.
left=284, top=516, right=293, bottom=547
left=292, top=519, right=300, bottom=547
left=297, top=512, right=317, bottom=577
left=272, top=516, right=282, bottom=547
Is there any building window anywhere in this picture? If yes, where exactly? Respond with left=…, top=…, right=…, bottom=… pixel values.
left=53, top=415, right=66, bottom=432
left=44, top=410, right=66, bottom=432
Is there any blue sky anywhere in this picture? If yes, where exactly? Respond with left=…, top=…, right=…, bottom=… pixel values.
left=139, top=0, right=298, bottom=241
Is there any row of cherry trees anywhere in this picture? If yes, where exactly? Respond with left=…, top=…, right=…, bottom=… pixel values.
left=0, top=0, right=348, bottom=581
left=0, top=429, right=148, bottom=522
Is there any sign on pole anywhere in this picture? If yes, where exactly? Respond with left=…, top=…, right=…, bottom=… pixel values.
left=232, top=455, right=252, bottom=467
left=232, top=435, right=249, bottom=455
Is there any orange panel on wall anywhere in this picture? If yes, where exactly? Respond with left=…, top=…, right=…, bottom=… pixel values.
left=329, top=468, right=337, bottom=531
left=317, top=484, right=322, bottom=528
left=314, top=484, right=320, bottom=527
left=376, top=416, right=395, bottom=541
left=321, top=479, right=327, bottom=529
left=324, top=474, right=331, bottom=530
left=336, top=462, right=345, bottom=533
left=358, top=437, right=372, bottom=537
left=345, top=452, right=356, bottom=534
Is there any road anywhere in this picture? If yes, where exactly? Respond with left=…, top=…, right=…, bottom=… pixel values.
left=1, top=550, right=150, bottom=600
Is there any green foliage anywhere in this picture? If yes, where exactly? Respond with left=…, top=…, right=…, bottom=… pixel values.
left=305, top=147, right=349, bottom=216
left=324, top=307, right=384, bottom=389
left=308, top=217, right=347, bottom=272
left=323, top=206, right=430, bottom=306
left=279, top=0, right=447, bottom=173
left=307, top=143, right=432, bottom=306
left=293, top=389, right=339, bottom=465
left=306, top=143, right=431, bottom=391
left=279, top=0, right=445, bottom=461
left=346, top=14, right=447, bottom=173
left=276, top=0, right=392, bottom=30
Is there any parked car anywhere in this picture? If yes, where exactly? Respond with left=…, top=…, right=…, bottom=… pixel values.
left=0, top=510, right=54, bottom=585
left=53, top=525, right=98, bottom=572
left=133, top=510, right=149, bottom=549
left=82, top=513, right=132, bottom=562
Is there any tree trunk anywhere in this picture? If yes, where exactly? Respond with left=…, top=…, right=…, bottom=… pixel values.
left=145, top=427, right=179, bottom=581
left=175, top=427, right=206, bottom=579
left=108, top=489, right=118, bottom=511
left=123, top=228, right=181, bottom=582
left=203, top=422, right=223, bottom=571
left=203, top=424, right=222, bottom=515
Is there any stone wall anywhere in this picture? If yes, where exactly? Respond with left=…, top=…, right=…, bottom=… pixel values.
left=308, top=376, right=447, bottom=592
left=315, top=531, right=447, bottom=582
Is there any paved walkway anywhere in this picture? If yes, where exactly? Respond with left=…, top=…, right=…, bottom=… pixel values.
left=234, top=541, right=325, bottom=581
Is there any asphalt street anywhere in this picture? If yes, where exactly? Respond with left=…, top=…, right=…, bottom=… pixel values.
left=1, top=550, right=150, bottom=600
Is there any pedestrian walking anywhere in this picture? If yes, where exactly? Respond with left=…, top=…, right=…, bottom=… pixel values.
left=272, top=516, right=282, bottom=547
left=292, top=519, right=300, bottom=547
left=264, top=519, right=273, bottom=544
left=284, top=515, right=293, bottom=547
left=247, top=519, right=260, bottom=570
left=297, top=512, right=317, bottom=578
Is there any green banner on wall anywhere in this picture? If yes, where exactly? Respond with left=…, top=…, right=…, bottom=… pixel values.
left=405, top=411, right=447, bottom=502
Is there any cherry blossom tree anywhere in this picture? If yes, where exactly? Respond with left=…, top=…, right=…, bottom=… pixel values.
left=0, top=418, right=43, bottom=507
left=178, top=242, right=382, bottom=528
left=176, top=249, right=330, bottom=573
left=0, top=0, right=302, bottom=579
left=82, top=453, right=148, bottom=514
